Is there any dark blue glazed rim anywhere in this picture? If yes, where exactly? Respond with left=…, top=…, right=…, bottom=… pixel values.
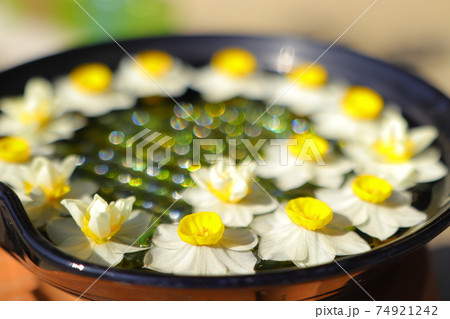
left=0, top=35, right=448, bottom=290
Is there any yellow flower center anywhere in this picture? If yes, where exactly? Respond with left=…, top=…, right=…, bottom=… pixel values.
left=43, top=182, right=71, bottom=202
left=211, top=48, right=257, bottom=78
left=372, top=139, right=414, bottom=163
left=206, top=181, right=250, bottom=203
left=20, top=111, right=51, bottom=127
left=135, top=50, right=174, bottom=78
left=352, top=175, right=393, bottom=204
left=70, top=63, right=113, bottom=93
left=0, top=137, right=31, bottom=163
left=287, top=64, right=328, bottom=88
left=342, top=86, right=384, bottom=120
left=177, top=212, right=225, bottom=246
left=285, top=197, right=333, bottom=231
left=23, top=179, right=71, bottom=202
left=81, top=218, right=122, bottom=244
left=289, top=133, right=329, bottom=161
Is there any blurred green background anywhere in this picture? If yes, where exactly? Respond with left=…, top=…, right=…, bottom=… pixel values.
left=4, top=0, right=173, bottom=43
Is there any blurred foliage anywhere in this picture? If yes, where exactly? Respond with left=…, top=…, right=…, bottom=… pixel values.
left=5, top=0, right=173, bottom=44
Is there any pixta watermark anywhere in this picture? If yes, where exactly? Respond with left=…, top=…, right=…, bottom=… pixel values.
left=126, top=129, right=326, bottom=170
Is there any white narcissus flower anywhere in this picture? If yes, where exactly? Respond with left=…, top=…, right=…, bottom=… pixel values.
left=311, top=86, right=399, bottom=143
left=2, top=155, right=97, bottom=227
left=143, top=212, right=258, bottom=275
left=316, top=175, right=427, bottom=241
left=342, top=111, right=448, bottom=190
left=268, top=63, right=348, bottom=116
left=0, top=77, right=85, bottom=144
left=256, top=132, right=353, bottom=191
left=183, top=161, right=277, bottom=227
left=55, top=63, right=136, bottom=117
left=114, top=50, right=192, bottom=98
left=191, top=47, right=272, bottom=102
left=251, top=197, right=370, bottom=268
left=47, top=195, right=151, bottom=267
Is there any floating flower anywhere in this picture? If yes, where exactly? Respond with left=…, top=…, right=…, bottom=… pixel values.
left=0, top=134, right=58, bottom=181
left=3, top=155, right=97, bottom=227
left=143, top=212, right=258, bottom=275
left=251, top=197, right=370, bottom=268
left=0, top=78, right=85, bottom=144
left=115, top=50, right=191, bottom=98
left=47, top=195, right=151, bottom=267
left=55, top=63, right=136, bottom=117
left=311, top=86, right=397, bottom=143
left=191, top=47, right=271, bottom=102
left=268, top=63, right=348, bottom=116
left=316, top=175, right=427, bottom=240
left=342, top=112, right=448, bottom=190
left=256, top=132, right=353, bottom=190
left=0, top=136, right=32, bottom=180
left=183, top=161, right=277, bottom=227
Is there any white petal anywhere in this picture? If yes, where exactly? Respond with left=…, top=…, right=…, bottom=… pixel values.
left=257, top=220, right=308, bottom=261
left=414, top=160, right=448, bottom=184
left=112, top=196, right=135, bottom=215
left=114, top=58, right=190, bottom=98
left=190, top=168, right=210, bottom=189
left=114, top=210, right=152, bottom=245
left=228, top=178, right=250, bottom=202
left=88, top=209, right=111, bottom=240
left=24, top=205, right=60, bottom=228
left=57, top=237, right=93, bottom=260
left=88, top=194, right=109, bottom=213
left=411, top=147, right=441, bottom=164
left=250, top=207, right=290, bottom=234
left=320, top=228, right=370, bottom=256
left=316, top=188, right=368, bottom=226
left=383, top=191, right=412, bottom=207
left=313, top=174, right=345, bottom=189
left=220, top=228, right=258, bottom=251
left=316, top=155, right=354, bottom=175
left=60, top=155, right=79, bottom=180
left=312, top=112, right=354, bottom=141
left=294, top=230, right=335, bottom=268
left=357, top=209, right=399, bottom=241
left=109, top=196, right=135, bottom=226
left=144, top=245, right=228, bottom=276
left=410, top=126, right=438, bottom=155
left=151, top=224, right=186, bottom=249
left=213, top=202, right=256, bottom=227
left=274, top=166, right=314, bottom=191
left=34, top=158, right=55, bottom=189
left=111, top=240, right=147, bottom=254
left=56, top=77, right=136, bottom=116
left=28, top=187, right=47, bottom=206
left=182, top=187, right=220, bottom=207
left=378, top=205, right=427, bottom=228
left=47, top=217, right=85, bottom=245
left=256, top=161, right=288, bottom=179
left=25, top=77, right=53, bottom=100
left=341, top=143, right=372, bottom=162
left=238, top=187, right=278, bottom=214
left=89, top=242, right=127, bottom=267
left=60, top=198, right=89, bottom=227
left=211, top=248, right=256, bottom=275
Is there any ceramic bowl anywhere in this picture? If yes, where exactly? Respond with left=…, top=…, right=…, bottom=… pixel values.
left=0, top=35, right=448, bottom=300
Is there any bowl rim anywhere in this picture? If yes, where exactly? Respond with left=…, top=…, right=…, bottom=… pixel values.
left=0, top=34, right=449, bottom=290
